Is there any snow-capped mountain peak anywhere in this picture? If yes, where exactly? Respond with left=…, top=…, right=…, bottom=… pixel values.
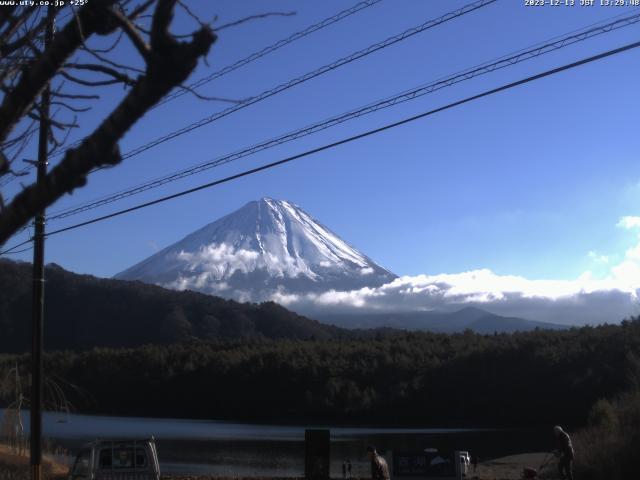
left=115, top=198, right=396, bottom=301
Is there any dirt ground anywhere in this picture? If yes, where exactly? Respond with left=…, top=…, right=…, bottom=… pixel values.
left=161, top=453, right=557, bottom=480
left=0, top=448, right=555, bottom=480
left=160, top=453, right=557, bottom=480
left=470, top=453, right=555, bottom=480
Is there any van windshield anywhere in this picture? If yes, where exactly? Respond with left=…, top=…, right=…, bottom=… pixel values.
left=99, top=446, right=148, bottom=469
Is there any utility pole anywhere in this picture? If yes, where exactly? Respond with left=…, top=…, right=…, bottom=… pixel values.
left=30, top=7, right=54, bottom=480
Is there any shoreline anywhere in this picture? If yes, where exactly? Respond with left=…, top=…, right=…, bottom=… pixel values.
left=0, top=408, right=519, bottom=430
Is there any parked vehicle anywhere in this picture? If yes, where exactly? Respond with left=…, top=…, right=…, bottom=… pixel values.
left=68, top=438, right=160, bottom=480
left=392, top=448, right=464, bottom=479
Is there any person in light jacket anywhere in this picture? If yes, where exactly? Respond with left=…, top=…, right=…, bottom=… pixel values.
left=367, top=446, right=390, bottom=480
left=553, top=425, right=574, bottom=480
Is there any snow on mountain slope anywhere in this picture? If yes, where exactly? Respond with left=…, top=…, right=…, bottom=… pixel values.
left=115, top=198, right=396, bottom=301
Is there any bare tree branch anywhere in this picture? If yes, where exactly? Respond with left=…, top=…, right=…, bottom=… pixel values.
left=0, top=151, right=8, bottom=177
left=7, top=129, right=37, bottom=164
left=0, top=0, right=216, bottom=244
left=64, top=63, right=136, bottom=85
left=0, top=0, right=120, bottom=144
left=59, top=69, right=127, bottom=87
left=0, top=7, right=35, bottom=48
left=0, top=6, right=17, bottom=31
left=49, top=117, right=76, bottom=156
left=0, top=10, right=52, bottom=57
left=84, top=28, right=124, bottom=54
left=0, top=118, right=38, bottom=151
left=50, top=101, right=91, bottom=113
left=52, top=91, right=100, bottom=100
left=27, top=111, right=79, bottom=130
left=175, top=82, right=242, bottom=104
left=109, top=9, right=151, bottom=61
left=80, top=43, right=145, bottom=74
left=177, top=0, right=209, bottom=29
left=126, top=0, right=157, bottom=21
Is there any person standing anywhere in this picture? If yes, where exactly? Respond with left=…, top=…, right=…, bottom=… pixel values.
left=553, top=425, right=574, bottom=480
left=367, top=446, right=390, bottom=480
left=347, top=458, right=352, bottom=479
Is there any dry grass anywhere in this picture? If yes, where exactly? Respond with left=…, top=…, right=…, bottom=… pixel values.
left=572, top=390, right=640, bottom=480
left=0, top=444, right=68, bottom=480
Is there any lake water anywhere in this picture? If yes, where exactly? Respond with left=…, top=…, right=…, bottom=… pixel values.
left=1, top=409, right=548, bottom=476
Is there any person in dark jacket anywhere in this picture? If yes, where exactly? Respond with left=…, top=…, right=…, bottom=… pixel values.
left=553, top=425, right=574, bottom=480
left=367, top=446, right=390, bottom=480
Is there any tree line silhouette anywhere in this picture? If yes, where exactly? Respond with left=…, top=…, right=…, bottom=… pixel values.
left=1, top=319, right=639, bottom=427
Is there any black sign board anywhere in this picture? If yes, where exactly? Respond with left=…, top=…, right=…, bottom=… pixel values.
left=305, top=429, right=330, bottom=480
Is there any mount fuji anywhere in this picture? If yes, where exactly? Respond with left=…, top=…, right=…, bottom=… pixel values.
left=115, top=198, right=397, bottom=301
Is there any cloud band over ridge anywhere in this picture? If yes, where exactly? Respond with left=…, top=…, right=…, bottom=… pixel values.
left=272, top=268, right=640, bottom=325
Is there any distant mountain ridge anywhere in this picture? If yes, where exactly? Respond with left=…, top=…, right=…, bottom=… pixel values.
left=0, top=259, right=345, bottom=353
left=115, top=198, right=396, bottom=301
left=0, top=259, right=567, bottom=353
left=318, top=306, right=566, bottom=333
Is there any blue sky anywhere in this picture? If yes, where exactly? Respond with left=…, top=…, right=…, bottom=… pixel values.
left=3, top=0, right=640, bottom=286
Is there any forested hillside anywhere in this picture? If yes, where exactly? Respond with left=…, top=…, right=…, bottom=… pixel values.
left=2, top=258, right=639, bottom=428
left=1, top=320, right=638, bottom=427
left=0, top=259, right=344, bottom=352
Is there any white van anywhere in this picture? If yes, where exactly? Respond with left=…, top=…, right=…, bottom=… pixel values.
left=68, top=438, right=161, bottom=480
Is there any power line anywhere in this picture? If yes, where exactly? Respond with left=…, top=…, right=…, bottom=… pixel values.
left=2, top=0, right=495, bottom=246
left=0, top=221, right=33, bottom=254
left=43, top=39, right=640, bottom=239
left=2, top=0, right=385, bottom=184
left=0, top=238, right=33, bottom=256
left=47, top=10, right=640, bottom=221
left=155, top=0, right=385, bottom=108
left=63, top=0, right=496, bottom=166
left=0, top=166, right=31, bottom=188
left=5, top=245, right=33, bottom=255
left=7, top=4, right=638, bottom=193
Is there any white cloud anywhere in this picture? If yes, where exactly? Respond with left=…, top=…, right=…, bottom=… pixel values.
left=274, top=269, right=640, bottom=325
left=274, top=215, right=640, bottom=326
left=626, top=243, right=640, bottom=261
left=177, top=243, right=259, bottom=279
left=603, top=215, right=640, bottom=285
left=617, top=216, right=640, bottom=229
left=166, top=220, right=640, bottom=326
left=173, top=242, right=321, bottom=286
left=587, top=251, right=609, bottom=264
